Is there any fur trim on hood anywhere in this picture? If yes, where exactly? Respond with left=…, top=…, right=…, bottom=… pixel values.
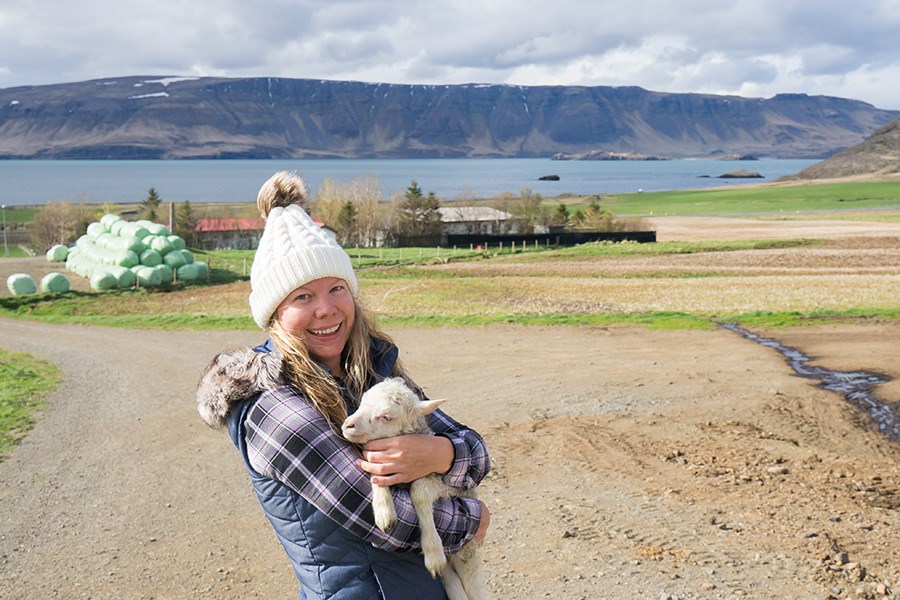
left=196, top=347, right=284, bottom=428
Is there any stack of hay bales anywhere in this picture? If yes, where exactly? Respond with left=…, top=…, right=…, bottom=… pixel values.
left=65, top=214, right=207, bottom=290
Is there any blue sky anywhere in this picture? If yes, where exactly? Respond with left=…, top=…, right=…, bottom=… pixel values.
left=2, top=0, right=899, bottom=109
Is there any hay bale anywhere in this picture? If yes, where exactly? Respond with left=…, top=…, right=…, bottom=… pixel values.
left=41, top=272, right=70, bottom=293
left=7, top=274, right=37, bottom=295
left=163, top=249, right=187, bottom=269
left=168, top=235, right=186, bottom=250
left=148, top=223, right=171, bottom=236
left=154, top=264, right=174, bottom=283
left=150, top=236, right=174, bottom=256
left=46, top=244, right=69, bottom=262
left=134, top=266, right=163, bottom=287
left=90, top=272, right=117, bottom=291
left=87, top=222, right=106, bottom=238
left=139, top=248, right=163, bottom=267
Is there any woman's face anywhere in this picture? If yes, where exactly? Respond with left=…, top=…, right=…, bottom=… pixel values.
left=275, top=277, right=356, bottom=375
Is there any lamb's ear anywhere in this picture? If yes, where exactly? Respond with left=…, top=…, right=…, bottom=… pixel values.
left=413, top=398, right=446, bottom=417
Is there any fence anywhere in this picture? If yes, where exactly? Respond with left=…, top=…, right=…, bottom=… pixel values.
left=443, top=230, right=656, bottom=248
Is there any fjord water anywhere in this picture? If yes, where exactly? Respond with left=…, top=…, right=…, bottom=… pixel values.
left=0, top=158, right=817, bottom=206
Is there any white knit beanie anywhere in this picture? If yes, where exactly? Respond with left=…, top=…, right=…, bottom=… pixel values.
left=249, top=176, right=358, bottom=329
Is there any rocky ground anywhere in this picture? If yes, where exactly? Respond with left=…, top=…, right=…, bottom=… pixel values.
left=0, top=216, right=898, bottom=600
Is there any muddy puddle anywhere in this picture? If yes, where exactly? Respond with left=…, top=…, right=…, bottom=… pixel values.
left=722, top=323, right=898, bottom=441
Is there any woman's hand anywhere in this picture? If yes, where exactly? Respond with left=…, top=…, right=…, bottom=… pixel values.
left=473, top=501, right=490, bottom=546
left=357, top=434, right=455, bottom=486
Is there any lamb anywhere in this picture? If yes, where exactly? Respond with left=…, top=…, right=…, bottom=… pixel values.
left=341, top=377, right=486, bottom=600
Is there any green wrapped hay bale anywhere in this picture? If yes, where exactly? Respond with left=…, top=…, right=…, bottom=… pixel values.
left=154, top=263, right=174, bottom=283
left=41, top=272, right=70, bottom=293
left=167, top=235, right=186, bottom=250
left=163, top=249, right=187, bottom=269
left=120, top=222, right=151, bottom=240
left=179, top=249, right=195, bottom=264
left=110, top=219, right=126, bottom=236
left=139, top=248, right=163, bottom=267
left=176, top=263, right=202, bottom=281
left=87, top=222, right=106, bottom=238
left=114, top=268, right=136, bottom=289
left=7, top=273, right=37, bottom=295
left=100, top=213, right=122, bottom=231
left=134, top=266, right=163, bottom=287
left=148, top=223, right=171, bottom=236
left=118, top=250, right=140, bottom=268
left=89, top=271, right=117, bottom=291
left=150, top=236, right=174, bottom=256
left=46, top=244, right=69, bottom=262
left=194, top=261, right=208, bottom=280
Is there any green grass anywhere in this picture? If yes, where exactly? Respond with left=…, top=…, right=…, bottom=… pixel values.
left=0, top=348, right=61, bottom=460
left=577, top=181, right=900, bottom=216
left=0, top=247, right=31, bottom=258
left=717, top=308, right=900, bottom=328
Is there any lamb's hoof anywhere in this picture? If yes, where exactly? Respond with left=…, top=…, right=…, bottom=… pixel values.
left=425, top=553, right=447, bottom=578
left=375, top=514, right=396, bottom=532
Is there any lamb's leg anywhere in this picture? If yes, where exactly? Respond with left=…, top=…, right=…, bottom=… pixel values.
left=439, top=561, right=470, bottom=600
left=450, top=544, right=487, bottom=600
left=372, top=483, right=397, bottom=531
left=410, top=478, right=447, bottom=577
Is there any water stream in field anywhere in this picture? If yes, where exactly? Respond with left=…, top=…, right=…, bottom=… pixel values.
left=721, top=323, right=898, bottom=441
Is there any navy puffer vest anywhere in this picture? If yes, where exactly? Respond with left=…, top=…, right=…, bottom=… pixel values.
left=227, top=340, right=448, bottom=600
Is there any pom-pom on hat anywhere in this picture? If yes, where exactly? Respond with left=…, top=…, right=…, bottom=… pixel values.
left=249, top=171, right=358, bottom=329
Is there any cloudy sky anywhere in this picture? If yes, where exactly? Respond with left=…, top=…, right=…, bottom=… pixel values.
left=2, top=0, right=899, bottom=109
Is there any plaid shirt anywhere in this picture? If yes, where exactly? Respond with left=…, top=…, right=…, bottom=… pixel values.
left=244, top=384, right=489, bottom=554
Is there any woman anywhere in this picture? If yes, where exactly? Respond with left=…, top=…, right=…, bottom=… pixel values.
left=198, top=171, right=490, bottom=600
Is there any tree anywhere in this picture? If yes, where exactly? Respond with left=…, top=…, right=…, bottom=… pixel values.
left=29, top=201, right=91, bottom=251
left=398, top=181, right=442, bottom=240
left=336, top=201, right=358, bottom=246
left=176, top=200, right=198, bottom=245
left=142, top=187, right=162, bottom=222
left=552, top=203, right=571, bottom=228
left=311, top=175, right=386, bottom=247
left=508, top=188, right=548, bottom=234
left=576, top=197, right=615, bottom=231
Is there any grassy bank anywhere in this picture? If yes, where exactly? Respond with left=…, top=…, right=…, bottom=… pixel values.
left=563, top=181, right=900, bottom=216
left=0, top=348, right=61, bottom=460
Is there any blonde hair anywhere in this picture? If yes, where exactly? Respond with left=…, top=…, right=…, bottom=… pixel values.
left=267, top=299, right=406, bottom=429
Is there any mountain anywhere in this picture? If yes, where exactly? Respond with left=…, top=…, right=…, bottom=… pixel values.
left=780, top=117, right=900, bottom=180
left=0, top=76, right=897, bottom=160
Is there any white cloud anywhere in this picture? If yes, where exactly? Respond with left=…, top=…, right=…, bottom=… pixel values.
left=0, top=0, right=898, bottom=109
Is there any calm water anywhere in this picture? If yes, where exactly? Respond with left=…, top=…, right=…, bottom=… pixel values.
left=0, top=158, right=817, bottom=206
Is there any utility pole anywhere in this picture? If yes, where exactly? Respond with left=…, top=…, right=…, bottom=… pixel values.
left=2, top=205, right=8, bottom=257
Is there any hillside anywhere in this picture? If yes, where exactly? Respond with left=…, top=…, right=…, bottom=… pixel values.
left=782, top=116, right=900, bottom=180
left=0, top=76, right=897, bottom=160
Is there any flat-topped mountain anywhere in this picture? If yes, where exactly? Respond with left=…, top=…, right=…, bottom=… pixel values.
left=0, top=76, right=897, bottom=160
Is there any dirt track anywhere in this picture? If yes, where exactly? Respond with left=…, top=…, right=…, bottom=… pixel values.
left=1, top=216, right=899, bottom=599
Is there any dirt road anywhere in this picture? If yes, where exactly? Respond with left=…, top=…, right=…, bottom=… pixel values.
left=1, top=316, right=898, bottom=600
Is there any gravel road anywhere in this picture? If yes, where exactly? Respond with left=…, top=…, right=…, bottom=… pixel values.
left=2, top=317, right=898, bottom=599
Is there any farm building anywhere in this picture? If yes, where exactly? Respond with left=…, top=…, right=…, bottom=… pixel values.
left=194, top=216, right=334, bottom=250
left=437, top=206, right=516, bottom=235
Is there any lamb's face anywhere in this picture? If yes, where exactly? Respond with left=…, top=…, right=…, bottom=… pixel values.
left=341, top=378, right=419, bottom=443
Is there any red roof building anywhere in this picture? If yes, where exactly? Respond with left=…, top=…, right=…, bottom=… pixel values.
left=193, top=215, right=333, bottom=250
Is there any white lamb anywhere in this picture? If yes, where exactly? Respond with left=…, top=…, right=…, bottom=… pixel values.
left=341, top=377, right=486, bottom=600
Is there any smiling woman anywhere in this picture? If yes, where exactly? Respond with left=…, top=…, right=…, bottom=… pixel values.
left=195, top=171, right=491, bottom=600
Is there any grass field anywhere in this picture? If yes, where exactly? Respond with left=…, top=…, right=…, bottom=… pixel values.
left=0, top=348, right=60, bottom=460
left=561, top=181, right=900, bottom=216
left=2, top=236, right=897, bottom=330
